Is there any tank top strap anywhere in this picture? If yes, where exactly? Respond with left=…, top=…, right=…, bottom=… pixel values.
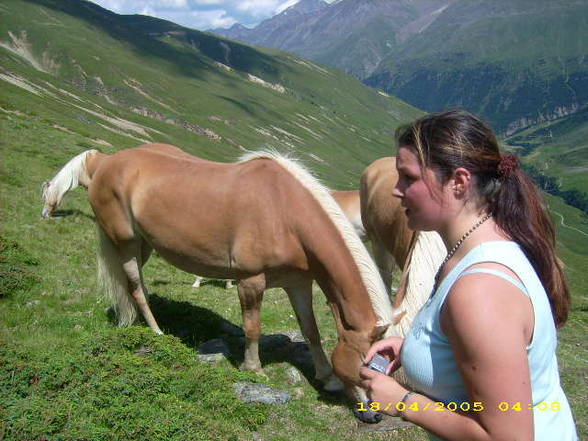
left=434, top=241, right=526, bottom=304
left=456, top=268, right=529, bottom=296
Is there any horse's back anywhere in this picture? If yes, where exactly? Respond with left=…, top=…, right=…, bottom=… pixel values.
left=89, top=146, right=312, bottom=275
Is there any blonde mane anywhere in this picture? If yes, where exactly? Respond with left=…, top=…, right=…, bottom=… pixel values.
left=42, top=149, right=98, bottom=209
left=239, top=150, right=397, bottom=327
left=388, top=230, right=446, bottom=337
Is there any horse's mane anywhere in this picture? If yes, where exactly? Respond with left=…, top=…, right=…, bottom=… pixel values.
left=239, top=150, right=396, bottom=327
left=389, top=230, right=446, bottom=337
left=42, top=149, right=98, bottom=206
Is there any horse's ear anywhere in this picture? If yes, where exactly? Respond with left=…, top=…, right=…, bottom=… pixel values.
left=370, top=321, right=389, bottom=341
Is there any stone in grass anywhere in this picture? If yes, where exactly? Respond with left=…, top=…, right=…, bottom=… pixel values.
left=285, top=367, right=303, bottom=385
left=234, top=382, right=290, bottom=405
left=197, top=338, right=230, bottom=362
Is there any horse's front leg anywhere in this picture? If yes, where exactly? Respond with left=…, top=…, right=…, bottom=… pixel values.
left=285, top=281, right=344, bottom=392
left=237, top=274, right=266, bottom=376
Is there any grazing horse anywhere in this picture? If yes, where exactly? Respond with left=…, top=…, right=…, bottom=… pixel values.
left=88, top=143, right=397, bottom=422
left=360, top=156, right=446, bottom=339
left=41, top=151, right=365, bottom=293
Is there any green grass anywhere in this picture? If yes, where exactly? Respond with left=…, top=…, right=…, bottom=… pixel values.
left=1, top=94, right=587, bottom=441
left=0, top=0, right=585, bottom=438
left=0, top=112, right=431, bottom=440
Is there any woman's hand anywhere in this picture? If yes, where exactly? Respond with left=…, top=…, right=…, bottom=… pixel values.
left=365, top=336, right=404, bottom=374
left=358, top=367, right=408, bottom=417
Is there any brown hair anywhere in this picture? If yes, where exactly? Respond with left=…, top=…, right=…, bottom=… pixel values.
left=396, top=109, right=570, bottom=327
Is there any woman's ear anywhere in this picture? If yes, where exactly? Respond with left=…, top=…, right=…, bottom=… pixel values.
left=451, top=167, right=473, bottom=196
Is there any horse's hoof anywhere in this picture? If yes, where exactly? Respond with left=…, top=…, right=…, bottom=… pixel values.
left=353, top=404, right=382, bottom=424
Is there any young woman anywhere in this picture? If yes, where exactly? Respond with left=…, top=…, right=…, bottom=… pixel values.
left=359, top=110, right=578, bottom=441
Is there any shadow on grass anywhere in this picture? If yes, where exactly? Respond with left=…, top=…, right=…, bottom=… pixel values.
left=108, top=293, right=349, bottom=407
left=49, top=209, right=95, bottom=221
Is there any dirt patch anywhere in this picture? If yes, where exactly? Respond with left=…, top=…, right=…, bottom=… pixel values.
left=0, top=106, right=25, bottom=116
left=51, top=124, right=75, bottom=135
left=0, top=71, right=42, bottom=95
left=0, top=31, right=59, bottom=74
left=124, top=78, right=174, bottom=112
left=247, top=74, right=286, bottom=93
left=91, top=138, right=113, bottom=147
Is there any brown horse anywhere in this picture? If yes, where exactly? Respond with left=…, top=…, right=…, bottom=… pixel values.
left=41, top=154, right=364, bottom=293
left=87, top=143, right=396, bottom=421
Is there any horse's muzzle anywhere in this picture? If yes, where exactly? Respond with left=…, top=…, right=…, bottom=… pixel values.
left=353, top=400, right=382, bottom=424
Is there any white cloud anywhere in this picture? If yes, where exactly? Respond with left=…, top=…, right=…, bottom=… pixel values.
left=89, top=0, right=338, bottom=30
left=190, top=9, right=237, bottom=29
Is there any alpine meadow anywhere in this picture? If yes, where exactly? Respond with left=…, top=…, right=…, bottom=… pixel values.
left=1, top=0, right=586, bottom=440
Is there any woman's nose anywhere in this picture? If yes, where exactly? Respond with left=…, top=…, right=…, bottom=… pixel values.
left=392, top=182, right=403, bottom=199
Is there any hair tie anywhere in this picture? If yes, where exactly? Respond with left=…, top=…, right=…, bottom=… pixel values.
left=498, top=153, right=519, bottom=179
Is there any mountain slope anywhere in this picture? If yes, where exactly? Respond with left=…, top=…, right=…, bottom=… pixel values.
left=505, top=107, right=588, bottom=193
left=364, top=0, right=588, bottom=134
left=212, top=0, right=454, bottom=80
left=0, top=0, right=422, bottom=190
left=210, top=0, right=588, bottom=135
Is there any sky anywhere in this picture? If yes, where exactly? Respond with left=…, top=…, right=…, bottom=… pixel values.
left=89, top=0, right=336, bottom=31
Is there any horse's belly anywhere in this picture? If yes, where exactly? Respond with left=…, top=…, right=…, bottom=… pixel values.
left=152, top=244, right=245, bottom=279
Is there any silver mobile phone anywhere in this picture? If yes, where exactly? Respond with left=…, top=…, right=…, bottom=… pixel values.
left=368, top=353, right=389, bottom=374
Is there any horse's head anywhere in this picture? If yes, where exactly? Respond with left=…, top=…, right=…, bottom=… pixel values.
left=41, top=181, right=56, bottom=218
left=331, top=322, right=389, bottom=424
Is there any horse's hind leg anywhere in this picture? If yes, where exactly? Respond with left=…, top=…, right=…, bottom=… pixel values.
left=285, top=281, right=344, bottom=392
left=236, top=274, right=266, bottom=375
left=120, top=240, right=163, bottom=335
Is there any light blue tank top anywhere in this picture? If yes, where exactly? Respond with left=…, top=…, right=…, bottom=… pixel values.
left=401, top=241, right=578, bottom=441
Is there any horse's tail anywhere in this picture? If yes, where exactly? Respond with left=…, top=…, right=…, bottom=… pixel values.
left=41, top=149, right=101, bottom=218
left=390, top=230, right=446, bottom=336
left=97, top=225, right=137, bottom=327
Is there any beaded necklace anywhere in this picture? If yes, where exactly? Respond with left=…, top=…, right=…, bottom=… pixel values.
left=434, top=213, right=492, bottom=289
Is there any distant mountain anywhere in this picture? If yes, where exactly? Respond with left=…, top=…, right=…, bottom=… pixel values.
left=209, top=0, right=588, bottom=135
left=365, top=0, right=588, bottom=134
left=210, top=0, right=454, bottom=80
left=0, top=0, right=421, bottom=189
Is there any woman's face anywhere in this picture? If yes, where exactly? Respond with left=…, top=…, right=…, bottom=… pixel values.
left=393, top=146, right=451, bottom=231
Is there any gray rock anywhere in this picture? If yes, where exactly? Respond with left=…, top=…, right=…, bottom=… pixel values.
left=234, top=382, right=290, bottom=405
left=198, top=353, right=227, bottom=363
left=281, top=329, right=305, bottom=343
left=286, top=367, right=303, bottom=384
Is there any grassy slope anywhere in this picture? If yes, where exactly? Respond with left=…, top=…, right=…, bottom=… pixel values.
left=0, top=0, right=427, bottom=440
left=1, top=0, right=421, bottom=187
left=366, top=0, right=588, bottom=133
left=0, top=1, right=585, bottom=440
left=505, top=108, right=588, bottom=192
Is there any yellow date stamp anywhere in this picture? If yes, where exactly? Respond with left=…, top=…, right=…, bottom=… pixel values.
left=357, top=401, right=562, bottom=412
left=357, top=401, right=485, bottom=413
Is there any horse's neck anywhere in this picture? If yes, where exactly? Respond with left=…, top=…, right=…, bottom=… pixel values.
left=305, top=225, right=394, bottom=331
